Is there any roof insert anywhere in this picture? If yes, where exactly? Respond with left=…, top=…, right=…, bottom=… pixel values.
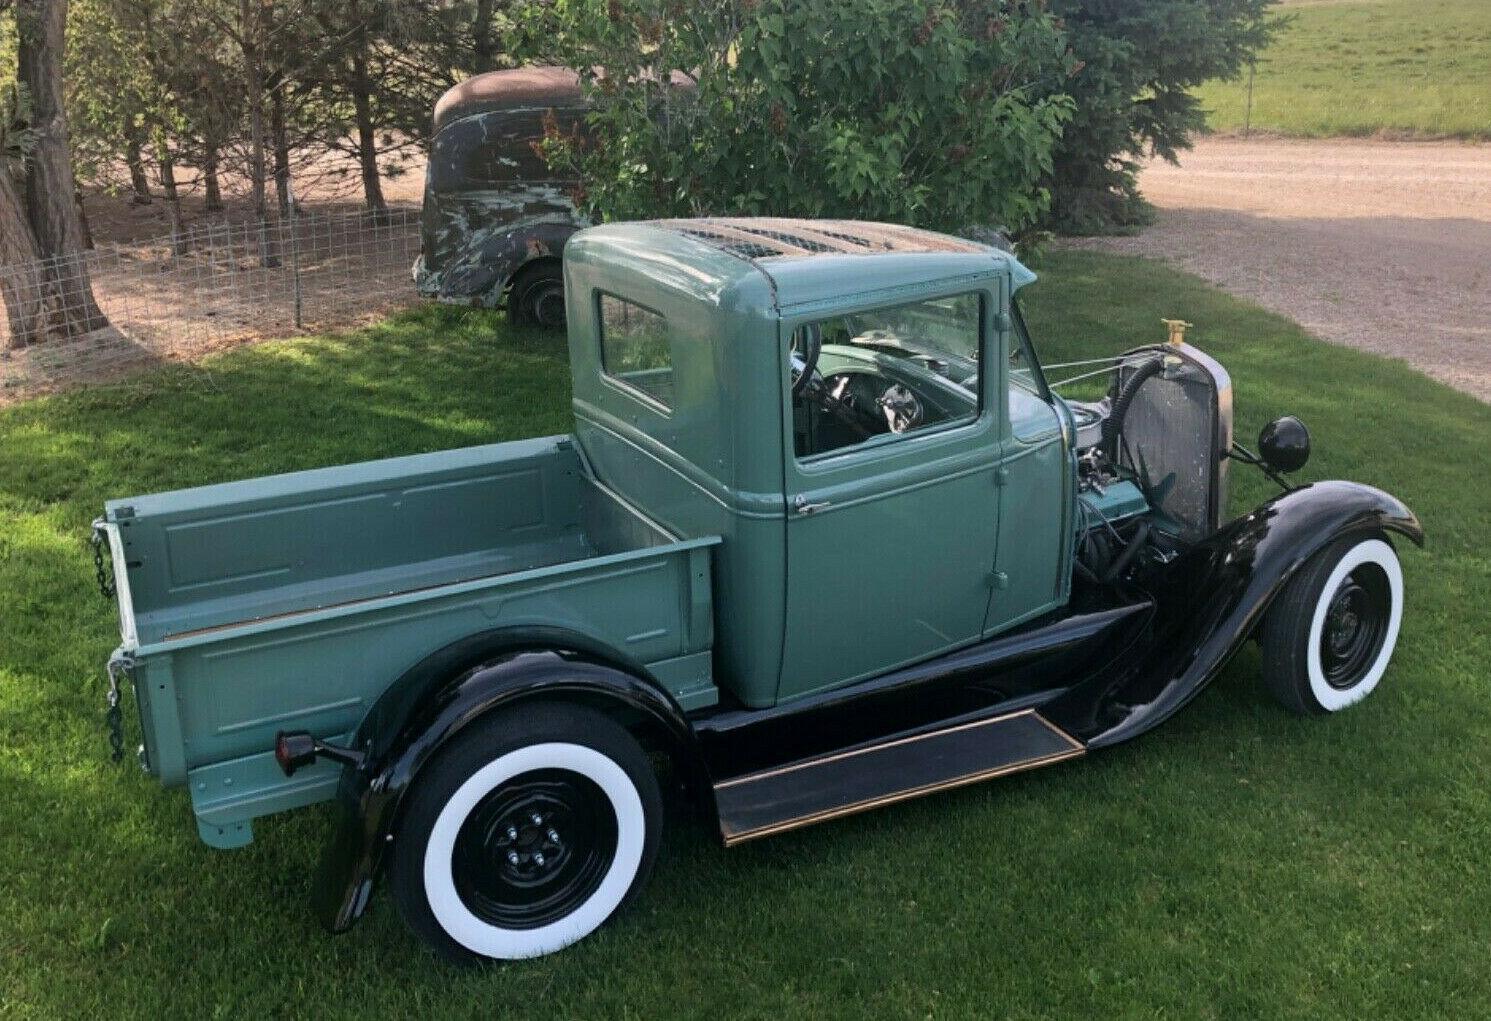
left=649, top=217, right=986, bottom=263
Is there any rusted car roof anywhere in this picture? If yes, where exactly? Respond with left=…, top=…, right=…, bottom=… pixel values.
left=649, top=217, right=988, bottom=263
left=433, top=66, right=585, bottom=134
left=433, top=66, right=697, bottom=134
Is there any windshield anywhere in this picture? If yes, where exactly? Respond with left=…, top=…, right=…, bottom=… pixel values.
left=836, top=294, right=982, bottom=388
left=1008, top=297, right=1051, bottom=400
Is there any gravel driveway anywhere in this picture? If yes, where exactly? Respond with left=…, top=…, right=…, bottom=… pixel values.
left=1068, top=138, right=1491, bottom=401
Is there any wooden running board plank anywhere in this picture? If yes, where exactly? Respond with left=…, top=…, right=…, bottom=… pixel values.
left=715, top=709, right=1083, bottom=845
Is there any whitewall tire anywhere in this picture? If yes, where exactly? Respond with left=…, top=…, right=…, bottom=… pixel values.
left=389, top=703, right=662, bottom=963
left=1261, top=534, right=1404, bottom=715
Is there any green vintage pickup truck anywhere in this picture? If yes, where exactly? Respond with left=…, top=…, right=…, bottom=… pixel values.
left=96, top=218, right=1420, bottom=962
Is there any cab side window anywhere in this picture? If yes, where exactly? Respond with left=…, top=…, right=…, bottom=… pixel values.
left=790, top=293, right=983, bottom=459
left=599, top=294, right=673, bottom=407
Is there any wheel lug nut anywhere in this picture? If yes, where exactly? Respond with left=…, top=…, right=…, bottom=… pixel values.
left=533, top=852, right=546, bottom=866
left=530, top=813, right=543, bottom=826
left=547, top=828, right=560, bottom=843
left=506, top=826, right=518, bottom=841
left=506, top=851, right=520, bottom=866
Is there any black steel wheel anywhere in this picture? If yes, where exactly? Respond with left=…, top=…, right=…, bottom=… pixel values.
left=1261, top=533, right=1404, bottom=715
left=507, top=261, right=567, bottom=330
left=1318, top=568, right=1391, bottom=690
left=389, top=702, right=662, bottom=963
left=450, top=768, right=618, bottom=931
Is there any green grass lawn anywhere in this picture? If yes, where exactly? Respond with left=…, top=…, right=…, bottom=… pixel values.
left=1195, top=0, right=1491, bottom=139
left=4, top=252, right=1491, bottom=1017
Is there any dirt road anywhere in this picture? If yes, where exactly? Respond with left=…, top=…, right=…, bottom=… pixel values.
left=1069, top=138, right=1491, bottom=401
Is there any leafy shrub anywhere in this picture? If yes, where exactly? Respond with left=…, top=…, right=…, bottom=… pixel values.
left=541, top=0, right=1078, bottom=233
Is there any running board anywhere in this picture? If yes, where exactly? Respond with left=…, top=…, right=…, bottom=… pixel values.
left=714, top=709, right=1084, bottom=845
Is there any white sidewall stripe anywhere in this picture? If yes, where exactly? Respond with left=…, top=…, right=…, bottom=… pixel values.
left=1305, top=538, right=1403, bottom=712
left=422, top=742, right=645, bottom=959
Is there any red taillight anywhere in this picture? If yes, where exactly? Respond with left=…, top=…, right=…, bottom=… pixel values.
left=274, top=730, right=318, bottom=776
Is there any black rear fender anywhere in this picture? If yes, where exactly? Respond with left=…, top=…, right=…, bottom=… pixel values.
left=313, top=627, right=701, bottom=932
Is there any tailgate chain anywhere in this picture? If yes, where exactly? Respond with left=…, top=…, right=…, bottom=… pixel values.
left=105, top=654, right=134, bottom=765
left=94, top=519, right=128, bottom=764
left=90, top=519, right=116, bottom=600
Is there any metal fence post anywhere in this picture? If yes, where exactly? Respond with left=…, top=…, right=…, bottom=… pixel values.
left=1244, top=60, right=1256, bottom=137
left=287, top=183, right=303, bottom=330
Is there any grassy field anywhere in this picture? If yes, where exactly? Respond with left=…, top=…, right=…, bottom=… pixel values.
left=4, top=252, right=1491, bottom=1018
left=1195, top=0, right=1491, bottom=139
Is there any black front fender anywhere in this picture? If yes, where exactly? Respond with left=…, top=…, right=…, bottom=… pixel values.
left=312, top=629, right=700, bottom=933
left=1049, top=480, right=1422, bottom=748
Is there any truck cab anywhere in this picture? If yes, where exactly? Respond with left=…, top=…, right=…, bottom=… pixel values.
left=564, top=219, right=1070, bottom=704
left=98, top=217, right=1420, bottom=964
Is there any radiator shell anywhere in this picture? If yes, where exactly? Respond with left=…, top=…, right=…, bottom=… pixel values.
left=1116, top=342, right=1233, bottom=542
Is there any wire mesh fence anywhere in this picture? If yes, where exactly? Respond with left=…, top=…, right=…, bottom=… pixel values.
left=0, top=207, right=424, bottom=399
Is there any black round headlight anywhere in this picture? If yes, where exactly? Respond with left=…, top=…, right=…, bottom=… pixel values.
left=1259, top=416, right=1311, bottom=473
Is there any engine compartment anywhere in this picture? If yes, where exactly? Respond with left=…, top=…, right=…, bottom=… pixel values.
left=1063, top=342, right=1233, bottom=585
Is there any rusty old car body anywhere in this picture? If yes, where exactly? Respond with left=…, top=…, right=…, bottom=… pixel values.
left=413, top=66, right=588, bottom=328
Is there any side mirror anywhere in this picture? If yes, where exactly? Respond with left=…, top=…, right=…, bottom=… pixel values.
left=1258, top=416, right=1311, bottom=473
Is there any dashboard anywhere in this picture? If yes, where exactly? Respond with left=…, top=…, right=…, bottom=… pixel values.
left=795, top=339, right=981, bottom=457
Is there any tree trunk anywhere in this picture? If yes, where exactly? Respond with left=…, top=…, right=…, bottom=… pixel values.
left=0, top=169, right=48, bottom=348
left=271, top=86, right=291, bottom=216
left=16, top=0, right=108, bottom=335
left=123, top=123, right=152, bottom=205
left=471, top=0, right=498, bottom=72
left=73, top=185, right=92, bottom=248
left=203, top=148, right=223, bottom=212
left=349, top=52, right=387, bottom=216
left=156, top=143, right=186, bottom=256
left=240, top=0, right=278, bottom=266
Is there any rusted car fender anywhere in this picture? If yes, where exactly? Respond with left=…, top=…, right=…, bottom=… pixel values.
left=312, top=626, right=702, bottom=933
left=1045, top=480, right=1423, bottom=747
left=416, top=215, right=581, bottom=307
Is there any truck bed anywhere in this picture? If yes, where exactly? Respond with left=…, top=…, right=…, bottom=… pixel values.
left=102, top=436, right=718, bottom=847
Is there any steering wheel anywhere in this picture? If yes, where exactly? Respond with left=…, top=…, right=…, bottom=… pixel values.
left=790, top=323, right=822, bottom=396
left=790, top=325, right=872, bottom=440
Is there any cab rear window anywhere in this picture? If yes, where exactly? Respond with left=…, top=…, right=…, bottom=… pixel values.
left=598, top=294, right=674, bottom=407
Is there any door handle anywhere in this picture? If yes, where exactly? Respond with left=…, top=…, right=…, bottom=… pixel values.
left=793, top=495, right=832, bottom=516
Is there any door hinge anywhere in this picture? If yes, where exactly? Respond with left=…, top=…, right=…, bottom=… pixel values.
left=993, top=467, right=1009, bottom=487
left=989, top=571, right=1010, bottom=590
